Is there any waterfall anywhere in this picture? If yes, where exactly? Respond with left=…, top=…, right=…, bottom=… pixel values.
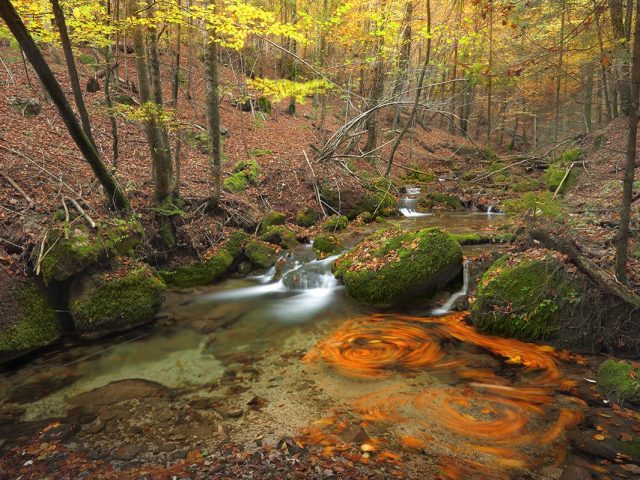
left=400, top=187, right=431, bottom=218
left=431, top=260, right=469, bottom=315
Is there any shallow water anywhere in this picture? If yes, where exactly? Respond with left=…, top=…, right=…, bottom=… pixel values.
left=1, top=212, right=581, bottom=479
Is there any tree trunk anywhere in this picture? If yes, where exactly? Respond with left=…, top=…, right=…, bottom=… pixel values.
left=391, top=0, right=413, bottom=130
left=554, top=0, right=566, bottom=143
left=0, top=0, right=130, bottom=212
left=364, top=58, right=384, bottom=154
left=486, top=2, right=493, bottom=148
left=615, top=0, right=640, bottom=283
left=205, top=6, right=222, bottom=207
left=582, top=62, right=594, bottom=133
left=50, top=0, right=96, bottom=148
left=610, top=0, right=632, bottom=116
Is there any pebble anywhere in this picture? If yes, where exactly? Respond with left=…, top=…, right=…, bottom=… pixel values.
left=113, top=444, right=140, bottom=461
left=84, top=419, right=105, bottom=435
left=224, top=409, right=243, bottom=418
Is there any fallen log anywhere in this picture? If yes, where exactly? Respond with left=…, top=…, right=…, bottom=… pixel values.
left=528, top=227, right=640, bottom=309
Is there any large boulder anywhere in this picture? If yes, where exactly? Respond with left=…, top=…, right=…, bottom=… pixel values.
left=319, top=177, right=397, bottom=220
left=470, top=253, right=581, bottom=341
left=37, top=218, right=143, bottom=284
left=597, top=359, right=640, bottom=406
left=333, top=227, right=463, bottom=305
left=0, top=275, right=62, bottom=362
left=69, top=260, right=166, bottom=338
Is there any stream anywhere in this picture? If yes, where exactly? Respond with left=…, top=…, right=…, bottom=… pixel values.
left=0, top=210, right=590, bottom=479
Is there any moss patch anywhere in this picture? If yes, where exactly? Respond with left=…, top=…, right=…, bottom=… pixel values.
left=70, top=260, right=166, bottom=337
left=451, top=232, right=513, bottom=245
left=260, top=212, right=287, bottom=233
left=418, top=193, right=465, bottom=211
left=597, top=359, right=640, bottom=405
left=323, top=215, right=348, bottom=232
left=295, top=207, right=321, bottom=227
left=223, top=172, right=249, bottom=193
left=260, top=225, right=298, bottom=249
left=313, top=235, right=341, bottom=259
left=160, top=249, right=234, bottom=288
left=470, top=254, right=580, bottom=341
left=333, top=227, right=463, bottom=305
left=0, top=278, right=62, bottom=362
left=245, top=240, right=279, bottom=269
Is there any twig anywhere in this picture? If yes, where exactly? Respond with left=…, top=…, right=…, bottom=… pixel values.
left=61, top=196, right=70, bottom=239
left=68, top=197, right=96, bottom=228
left=0, top=55, right=15, bottom=84
left=553, top=162, right=577, bottom=197
left=303, top=150, right=327, bottom=218
left=0, top=170, right=34, bottom=206
left=34, top=230, right=49, bottom=276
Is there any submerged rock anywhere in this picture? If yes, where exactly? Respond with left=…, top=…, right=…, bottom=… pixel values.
left=0, top=276, right=62, bottom=362
left=470, top=253, right=581, bottom=342
left=71, top=379, right=172, bottom=408
left=69, top=260, right=166, bottom=338
left=597, top=359, right=640, bottom=406
left=333, top=227, right=463, bottom=305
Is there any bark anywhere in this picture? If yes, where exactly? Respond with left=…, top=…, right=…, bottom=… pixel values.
left=582, top=62, right=594, bottom=133
left=554, top=0, right=566, bottom=143
left=49, top=0, right=96, bottom=147
left=529, top=228, right=640, bottom=309
left=205, top=7, right=222, bottom=207
left=610, top=0, right=632, bottom=116
left=364, top=58, right=384, bottom=154
left=0, top=0, right=130, bottom=212
left=391, top=1, right=413, bottom=131
left=486, top=2, right=493, bottom=147
left=615, top=0, right=640, bottom=283
left=595, top=0, right=614, bottom=122
left=385, top=0, right=431, bottom=176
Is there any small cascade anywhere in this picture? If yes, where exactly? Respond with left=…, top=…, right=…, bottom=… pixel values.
left=400, top=187, right=431, bottom=218
left=431, top=260, right=469, bottom=315
left=487, top=206, right=494, bottom=214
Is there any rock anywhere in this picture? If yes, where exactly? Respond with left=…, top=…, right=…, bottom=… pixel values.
left=294, top=208, right=321, bottom=227
left=84, top=419, right=105, bottom=435
left=322, top=215, right=348, bottom=232
left=312, top=235, right=341, bottom=259
left=621, top=464, right=640, bottom=475
left=559, top=465, right=592, bottom=480
left=319, top=178, right=397, bottom=219
left=158, top=443, right=176, bottom=452
left=0, top=275, right=62, bottom=363
left=113, top=444, right=139, bottom=461
left=333, top=227, right=463, bottom=305
left=340, top=425, right=369, bottom=444
left=222, top=408, right=243, bottom=418
left=71, top=379, right=172, bottom=408
left=160, top=231, right=248, bottom=288
left=69, top=259, right=166, bottom=338
left=223, top=160, right=260, bottom=193
left=7, top=96, right=41, bottom=116
left=470, top=252, right=584, bottom=342
left=567, top=431, right=618, bottom=460
left=260, top=226, right=298, bottom=249
left=596, top=359, right=640, bottom=405
left=259, top=212, right=287, bottom=234
left=244, top=241, right=278, bottom=269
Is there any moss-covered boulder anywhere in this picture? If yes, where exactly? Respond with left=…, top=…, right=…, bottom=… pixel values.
left=546, top=148, right=582, bottom=194
left=0, top=276, right=62, bottom=362
left=245, top=240, right=279, bottom=269
left=260, top=225, right=298, bottom=249
left=418, top=193, right=465, bottom=211
left=223, top=159, right=260, bottom=193
left=69, top=260, right=166, bottom=338
left=333, top=227, right=463, bottom=305
left=295, top=207, right=321, bottom=227
left=470, top=254, right=581, bottom=341
left=322, top=215, right=348, bottom=232
left=37, top=218, right=143, bottom=284
left=223, top=172, right=248, bottom=193
left=260, top=212, right=287, bottom=233
left=319, top=177, right=397, bottom=220
left=313, top=235, right=341, bottom=259
left=597, top=359, right=640, bottom=405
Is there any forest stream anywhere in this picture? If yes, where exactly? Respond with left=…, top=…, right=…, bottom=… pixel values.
left=0, top=211, right=611, bottom=480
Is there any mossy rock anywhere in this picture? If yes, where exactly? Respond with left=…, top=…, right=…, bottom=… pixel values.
left=37, top=218, right=143, bottom=284
left=0, top=276, right=62, bottom=362
left=160, top=249, right=235, bottom=288
left=245, top=240, right=278, bottom=269
left=295, top=207, right=321, bottom=227
left=451, top=232, right=513, bottom=245
left=225, top=230, right=250, bottom=257
left=333, top=227, right=463, bottom=305
left=260, top=212, right=287, bottom=234
left=319, top=177, right=397, bottom=220
left=260, top=225, right=298, bottom=249
left=313, top=235, right=341, bottom=259
left=418, top=193, right=465, bottom=211
left=70, top=260, right=166, bottom=338
left=233, top=159, right=260, bottom=185
left=512, top=178, right=543, bottom=193
left=323, top=215, right=348, bottom=232
left=545, top=165, right=577, bottom=194
left=470, top=254, right=580, bottom=341
left=597, top=359, right=640, bottom=405
left=223, top=172, right=249, bottom=193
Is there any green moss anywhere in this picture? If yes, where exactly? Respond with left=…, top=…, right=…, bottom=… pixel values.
left=545, top=165, right=577, bottom=193
left=503, top=192, right=565, bottom=219
left=70, top=261, right=166, bottom=336
left=401, top=167, right=435, bottom=184
left=225, top=230, right=250, bottom=257
left=494, top=174, right=507, bottom=183
left=418, top=193, right=465, bottom=211
left=39, top=230, right=100, bottom=284
left=333, top=227, right=463, bottom=305
left=558, top=147, right=583, bottom=164
left=355, top=191, right=397, bottom=218
left=249, top=148, right=273, bottom=157
left=614, top=435, right=640, bottom=460
left=470, top=255, right=580, bottom=341
left=223, top=172, right=249, bottom=193
left=161, top=249, right=234, bottom=288
left=233, top=159, right=260, bottom=185
left=313, top=235, right=341, bottom=259
left=260, top=226, right=298, bottom=249
left=323, top=215, right=348, bottom=232
left=245, top=240, right=278, bottom=269
left=512, top=179, right=543, bottom=193
left=295, top=207, right=320, bottom=227
left=451, top=232, right=513, bottom=245
left=77, top=53, right=97, bottom=67
left=0, top=280, right=62, bottom=361
left=597, top=359, right=640, bottom=405
left=260, top=212, right=287, bottom=233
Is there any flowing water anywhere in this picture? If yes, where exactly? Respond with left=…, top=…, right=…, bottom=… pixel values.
left=0, top=212, right=587, bottom=479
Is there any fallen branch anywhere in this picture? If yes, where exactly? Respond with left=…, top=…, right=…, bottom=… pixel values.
left=553, top=162, right=577, bottom=197
left=0, top=170, right=34, bottom=206
left=303, top=150, right=327, bottom=218
left=529, top=227, right=640, bottom=309
left=67, top=197, right=96, bottom=228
